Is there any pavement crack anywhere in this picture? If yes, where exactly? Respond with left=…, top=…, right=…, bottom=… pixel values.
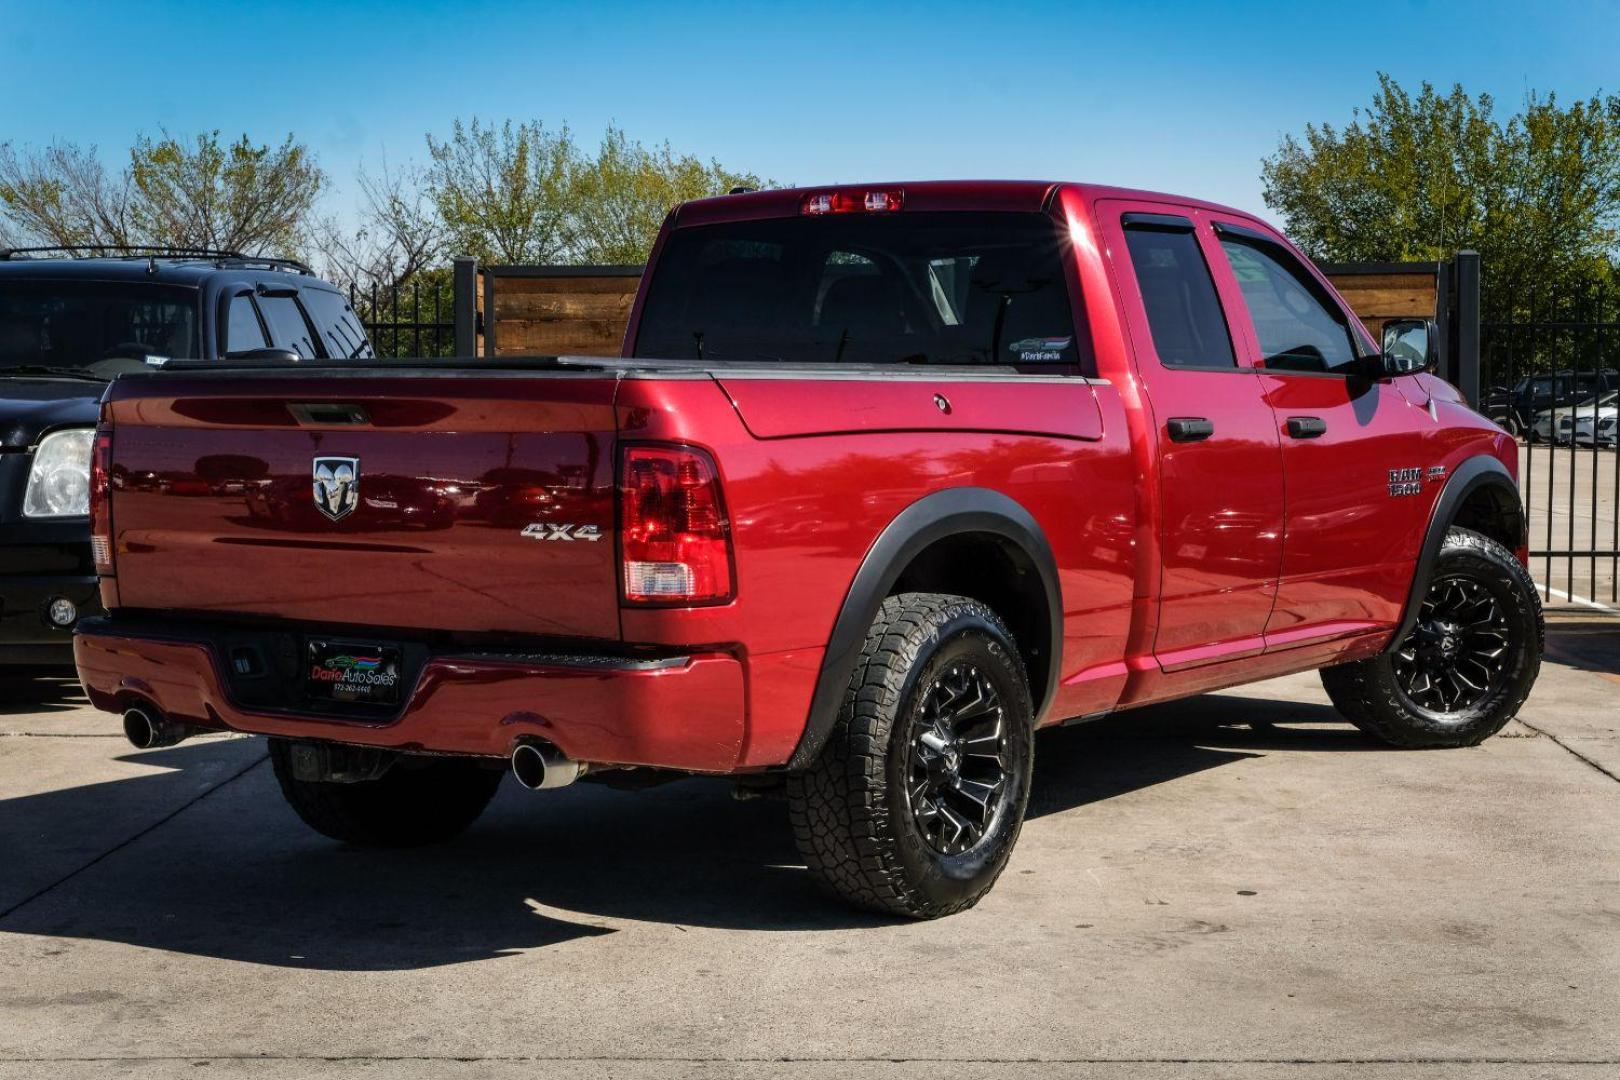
left=0, top=751, right=268, bottom=923
left=1516, top=717, right=1620, bottom=784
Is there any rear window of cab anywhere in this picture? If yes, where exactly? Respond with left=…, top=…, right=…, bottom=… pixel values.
left=633, top=212, right=1089, bottom=373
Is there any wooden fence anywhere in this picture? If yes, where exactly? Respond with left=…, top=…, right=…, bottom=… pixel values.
left=478, top=265, right=643, bottom=357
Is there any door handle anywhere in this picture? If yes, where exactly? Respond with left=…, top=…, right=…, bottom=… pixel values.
left=1286, top=416, right=1328, bottom=439
left=1166, top=417, right=1214, bottom=443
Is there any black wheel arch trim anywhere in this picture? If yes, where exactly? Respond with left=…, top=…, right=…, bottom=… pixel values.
left=785, top=487, right=1063, bottom=771
left=1389, top=455, right=1523, bottom=652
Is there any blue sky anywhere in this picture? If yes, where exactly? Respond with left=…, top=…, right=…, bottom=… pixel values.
left=3, top=0, right=1618, bottom=228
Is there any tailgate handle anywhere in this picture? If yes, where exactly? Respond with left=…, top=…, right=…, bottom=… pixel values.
left=288, top=402, right=370, bottom=426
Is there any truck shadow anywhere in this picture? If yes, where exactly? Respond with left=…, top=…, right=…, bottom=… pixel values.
left=0, top=694, right=1364, bottom=972
left=1543, top=617, right=1620, bottom=677
left=0, top=672, right=86, bottom=716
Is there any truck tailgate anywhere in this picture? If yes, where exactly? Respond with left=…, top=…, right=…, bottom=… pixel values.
left=102, top=372, right=622, bottom=640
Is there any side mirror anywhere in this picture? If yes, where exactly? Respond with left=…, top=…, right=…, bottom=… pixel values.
left=224, top=347, right=302, bottom=363
left=1380, top=318, right=1438, bottom=376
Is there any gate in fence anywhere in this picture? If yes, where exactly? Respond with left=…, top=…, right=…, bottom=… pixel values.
left=1481, top=289, right=1620, bottom=609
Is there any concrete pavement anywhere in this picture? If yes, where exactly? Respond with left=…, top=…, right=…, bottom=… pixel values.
left=1, top=618, right=1616, bottom=1080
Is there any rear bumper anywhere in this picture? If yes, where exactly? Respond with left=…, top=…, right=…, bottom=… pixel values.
left=73, top=619, right=747, bottom=772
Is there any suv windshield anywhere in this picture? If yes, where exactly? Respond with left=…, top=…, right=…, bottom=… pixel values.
left=0, top=281, right=199, bottom=373
left=633, top=212, right=1086, bottom=370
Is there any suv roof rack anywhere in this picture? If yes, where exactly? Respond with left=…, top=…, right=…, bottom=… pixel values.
left=212, top=255, right=315, bottom=276
left=0, top=245, right=313, bottom=275
left=0, top=244, right=243, bottom=260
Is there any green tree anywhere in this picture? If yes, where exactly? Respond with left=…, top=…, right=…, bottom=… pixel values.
left=567, top=125, right=763, bottom=263
left=129, top=131, right=324, bottom=254
left=424, top=118, right=574, bottom=264
left=1261, top=74, right=1620, bottom=322
left=0, top=140, right=137, bottom=248
left=0, top=131, right=324, bottom=256
left=423, top=117, right=767, bottom=265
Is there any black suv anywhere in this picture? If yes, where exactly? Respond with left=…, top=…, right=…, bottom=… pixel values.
left=0, top=247, right=373, bottom=671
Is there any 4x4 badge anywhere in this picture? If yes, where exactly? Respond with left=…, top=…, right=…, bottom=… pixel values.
left=313, top=457, right=359, bottom=521
left=521, top=523, right=602, bottom=542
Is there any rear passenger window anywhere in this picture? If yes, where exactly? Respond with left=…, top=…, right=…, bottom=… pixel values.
left=1122, top=224, right=1236, bottom=369
left=1218, top=236, right=1358, bottom=374
left=257, top=294, right=320, bottom=359
left=225, top=294, right=268, bottom=352
left=300, top=288, right=375, bottom=359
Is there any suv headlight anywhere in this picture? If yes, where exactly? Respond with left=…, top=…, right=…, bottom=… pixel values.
left=24, top=428, right=95, bottom=518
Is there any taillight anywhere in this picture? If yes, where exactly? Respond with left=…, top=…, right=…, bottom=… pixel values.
left=802, top=188, right=905, bottom=215
left=619, top=444, right=733, bottom=605
left=89, top=428, right=114, bottom=575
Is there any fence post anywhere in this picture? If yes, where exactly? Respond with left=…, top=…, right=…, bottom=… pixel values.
left=453, top=257, right=478, bottom=358
left=1433, top=259, right=1452, bottom=385
left=1453, top=250, right=1481, bottom=406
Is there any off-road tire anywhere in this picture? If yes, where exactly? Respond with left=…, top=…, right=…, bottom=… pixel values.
left=1322, top=528, right=1542, bottom=748
left=787, top=593, right=1034, bottom=919
left=269, top=739, right=504, bottom=846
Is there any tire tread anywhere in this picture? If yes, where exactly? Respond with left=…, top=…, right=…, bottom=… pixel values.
left=786, top=592, right=1028, bottom=918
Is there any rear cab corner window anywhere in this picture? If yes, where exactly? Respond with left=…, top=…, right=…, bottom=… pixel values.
left=300, top=287, right=375, bottom=360
left=632, top=211, right=1092, bottom=375
left=1120, top=217, right=1237, bottom=370
left=1214, top=225, right=1363, bottom=376
left=256, top=292, right=323, bottom=359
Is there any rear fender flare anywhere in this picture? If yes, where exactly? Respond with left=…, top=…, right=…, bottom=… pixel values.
left=785, top=487, right=1062, bottom=771
left=1389, top=455, right=1522, bottom=650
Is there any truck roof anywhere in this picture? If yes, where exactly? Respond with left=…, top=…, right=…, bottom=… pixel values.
left=674, top=180, right=1262, bottom=228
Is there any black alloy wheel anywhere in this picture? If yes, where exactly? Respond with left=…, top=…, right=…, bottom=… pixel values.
left=1390, top=576, right=1513, bottom=714
left=905, top=662, right=1010, bottom=856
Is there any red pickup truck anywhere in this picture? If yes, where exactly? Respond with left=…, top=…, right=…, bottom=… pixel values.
left=74, top=182, right=1542, bottom=918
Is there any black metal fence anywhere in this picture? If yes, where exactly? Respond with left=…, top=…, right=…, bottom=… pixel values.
left=352, top=277, right=455, bottom=358
left=1481, top=288, right=1620, bottom=608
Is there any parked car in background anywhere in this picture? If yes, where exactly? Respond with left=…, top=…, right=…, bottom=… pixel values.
left=1530, top=388, right=1619, bottom=445
left=1492, top=368, right=1620, bottom=439
left=1569, top=390, right=1618, bottom=447
left=73, top=183, right=1542, bottom=918
left=0, top=247, right=372, bottom=672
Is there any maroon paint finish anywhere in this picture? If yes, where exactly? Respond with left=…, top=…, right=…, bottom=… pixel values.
left=612, top=373, right=1138, bottom=764
left=74, top=632, right=745, bottom=770
left=76, top=180, right=1516, bottom=773
left=1094, top=198, right=1285, bottom=670
left=101, top=375, right=622, bottom=640
left=1198, top=207, right=1434, bottom=643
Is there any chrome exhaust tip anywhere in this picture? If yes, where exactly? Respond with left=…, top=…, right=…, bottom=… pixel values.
left=122, top=705, right=192, bottom=750
left=510, top=740, right=582, bottom=790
